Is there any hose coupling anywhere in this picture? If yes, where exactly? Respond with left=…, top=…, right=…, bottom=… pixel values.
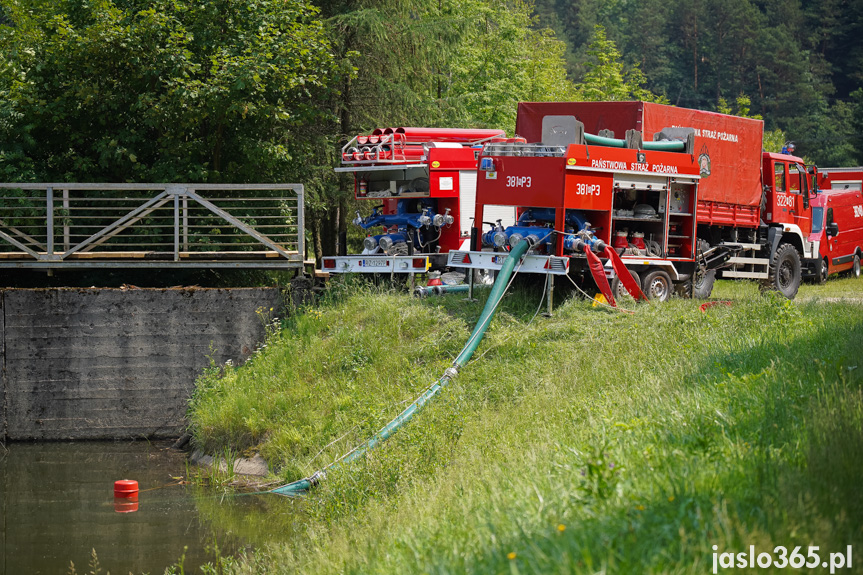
left=308, top=470, right=326, bottom=487
left=443, top=367, right=459, bottom=381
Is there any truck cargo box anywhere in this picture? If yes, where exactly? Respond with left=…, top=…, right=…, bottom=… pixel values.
left=818, top=167, right=863, bottom=192
left=516, top=102, right=764, bottom=224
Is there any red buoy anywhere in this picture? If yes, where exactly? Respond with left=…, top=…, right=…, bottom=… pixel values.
left=114, top=500, right=139, bottom=513
left=114, top=479, right=139, bottom=501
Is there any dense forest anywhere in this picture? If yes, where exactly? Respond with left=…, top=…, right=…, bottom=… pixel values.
left=533, top=0, right=863, bottom=167
left=1, top=0, right=862, bottom=258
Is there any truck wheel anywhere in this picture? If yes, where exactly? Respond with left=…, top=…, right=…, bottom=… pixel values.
left=817, top=257, right=828, bottom=284
left=641, top=269, right=672, bottom=302
left=762, top=243, right=801, bottom=299
left=693, top=239, right=715, bottom=299
left=610, top=270, right=640, bottom=300
left=852, top=254, right=861, bottom=278
left=693, top=269, right=716, bottom=299
left=674, top=279, right=693, bottom=298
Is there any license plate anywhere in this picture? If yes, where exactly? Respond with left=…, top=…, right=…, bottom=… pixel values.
left=361, top=259, right=389, bottom=268
left=492, top=255, right=508, bottom=264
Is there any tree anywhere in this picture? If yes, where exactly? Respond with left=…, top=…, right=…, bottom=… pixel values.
left=0, top=0, right=339, bottom=183
left=443, top=0, right=577, bottom=130
left=575, top=25, right=667, bottom=102
left=304, top=0, right=577, bottom=259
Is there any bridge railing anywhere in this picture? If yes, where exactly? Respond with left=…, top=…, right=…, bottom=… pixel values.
left=0, top=183, right=304, bottom=269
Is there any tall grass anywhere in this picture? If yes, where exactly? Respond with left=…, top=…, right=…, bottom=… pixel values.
left=187, top=277, right=863, bottom=574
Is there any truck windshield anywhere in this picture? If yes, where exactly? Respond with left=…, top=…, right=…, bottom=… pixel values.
left=811, top=206, right=824, bottom=234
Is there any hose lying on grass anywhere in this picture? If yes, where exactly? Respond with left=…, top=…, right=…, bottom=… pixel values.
left=271, top=238, right=532, bottom=496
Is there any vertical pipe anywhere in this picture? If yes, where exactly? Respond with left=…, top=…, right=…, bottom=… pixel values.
left=468, top=267, right=475, bottom=301
left=297, top=185, right=305, bottom=261
left=174, top=193, right=180, bottom=262
left=46, top=187, right=54, bottom=257
left=182, top=196, right=188, bottom=252
left=62, top=189, right=70, bottom=252
left=546, top=273, right=554, bottom=316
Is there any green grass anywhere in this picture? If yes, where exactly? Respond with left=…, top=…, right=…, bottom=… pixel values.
left=187, top=276, right=863, bottom=574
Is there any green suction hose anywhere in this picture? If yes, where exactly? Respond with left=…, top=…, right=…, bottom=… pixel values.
left=453, top=239, right=530, bottom=367
left=584, top=133, right=625, bottom=148
left=271, top=239, right=532, bottom=496
left=584, top=132, right=686, bottom=152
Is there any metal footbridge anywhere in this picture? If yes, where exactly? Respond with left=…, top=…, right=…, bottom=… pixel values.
left=0, top=183, right=305, bottom=270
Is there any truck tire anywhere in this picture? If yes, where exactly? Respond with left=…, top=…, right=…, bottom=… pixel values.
left=817, top=257, right=828, bottom=284
left=852, top=254, right=861, bottom=278
left=674, top=278, right=692, bottom=298
left=693, top=239, right=715, bottom=299
left=642, top=269, right=673, bottom=302
left=611, top=269, right=640, bottom=300
left=761, top=243, right=801, bottom=299
left=693, top=269, right=716, bottom=299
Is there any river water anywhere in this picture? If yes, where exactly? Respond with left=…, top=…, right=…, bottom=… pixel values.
left=0, top=441, right=296, bottom=575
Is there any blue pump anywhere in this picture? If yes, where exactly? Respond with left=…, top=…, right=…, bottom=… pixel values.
left=482, top=208, right=590, bottom=250
left=517, top=208, right=587, bottom=231
left=354, top=199, right=437, bottom=231
left=364, top=232, right=410, bottom=253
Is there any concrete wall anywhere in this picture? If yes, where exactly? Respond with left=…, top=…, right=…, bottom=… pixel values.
left=0, top=287, right=282, bottom=440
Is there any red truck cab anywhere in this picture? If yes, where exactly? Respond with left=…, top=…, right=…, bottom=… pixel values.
left=762, top=153, right=813, bottom=236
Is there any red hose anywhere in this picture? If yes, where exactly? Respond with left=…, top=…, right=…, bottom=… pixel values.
left=699, top=301, right=733, bottom=312
left=603, top=246, right=647, bottom=301
left=585, top=246, right=616, bottom=307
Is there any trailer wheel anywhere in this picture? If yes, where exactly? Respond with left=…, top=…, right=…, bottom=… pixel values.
left=611, top=270, right=641, bottom=300
left=641, top=269, right=673, bottom=302
left=852, top=254, right=861, bottom=278
left=693, top=239, right=716, bottom=299
left=762, top=243, right=801, bottom=299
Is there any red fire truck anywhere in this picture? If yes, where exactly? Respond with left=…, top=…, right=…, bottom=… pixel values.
left=321, top=127, right=515, bottom=275
left=448, top=102, right=823, bottom=301
left=810, top=168, right=863, bottom=280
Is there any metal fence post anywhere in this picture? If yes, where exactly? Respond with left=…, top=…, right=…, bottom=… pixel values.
left=46, top=186, right=54, bottom=256
left=174, top=192, right=180, bottom=262
left=63, top=189, right=70, bottom=252
left=182, top=196, right=188, bottom=252
left=297, top=185, right=305, bottom=260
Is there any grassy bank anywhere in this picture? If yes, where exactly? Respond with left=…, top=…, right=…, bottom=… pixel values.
left=187, top=278, right=863, bottom=574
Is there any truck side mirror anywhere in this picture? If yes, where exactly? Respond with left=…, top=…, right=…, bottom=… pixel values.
left=827, top=222, right=839, bottom=237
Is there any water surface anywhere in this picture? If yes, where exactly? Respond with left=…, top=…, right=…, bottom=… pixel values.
left=0, top=441, right=295, bottom=575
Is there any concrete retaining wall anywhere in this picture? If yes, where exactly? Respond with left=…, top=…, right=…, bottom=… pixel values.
left=0, top=287, right=282, bottom=440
